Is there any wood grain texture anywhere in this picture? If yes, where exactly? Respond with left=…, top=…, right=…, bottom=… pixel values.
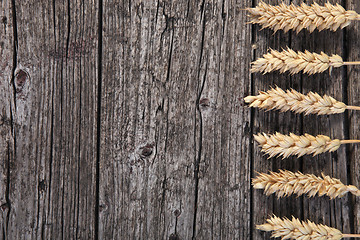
left=347, top=0, right=360, bottom=235
left=252, top=0, right=351, bottom=239
left=1, top=0, right=99, bottom=239
left=0, top=0, right=358, bottom=239
left=99, top=0, right=252, bottom=239
left=294, top=0, right=351, bottom=237
left=251, top=0, right=304, bottom=238
left=0, top=0, right=15, bottom=238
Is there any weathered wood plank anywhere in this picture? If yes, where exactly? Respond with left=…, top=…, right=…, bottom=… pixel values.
left=251, top=0, right=304, bottom=239
left=0, top=0, right=15, bottom=238
left=252, top=0, right=350, bottom=239
left=298, top=0, right=350, bottom=235
left=194, top=0, right=252, bottom=239
left=4, top=1, right=99, bottom=239
left=99, top=0, right=253, bottom=239
left=99, top=1, right=199, bottom=239
left=1, top=0, right=358, bottom=239
left=346, top=0, right=360, bottom=235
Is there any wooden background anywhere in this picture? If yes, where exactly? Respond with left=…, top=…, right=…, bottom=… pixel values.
left=1, top=0, right=360, bottom=239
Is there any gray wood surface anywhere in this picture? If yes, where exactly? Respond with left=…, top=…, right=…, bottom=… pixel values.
left=0, top=0, right=359, bottom=239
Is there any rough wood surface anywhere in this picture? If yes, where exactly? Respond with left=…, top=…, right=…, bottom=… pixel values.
left=0, top=0, right=359, bottom=239
left=252, top=0, right=352, bottom=239
left=347, top=0, right=360, bottom=235
left=1, top=0, right=99, bottom=239
left=0, top=0, right=15, bottom=238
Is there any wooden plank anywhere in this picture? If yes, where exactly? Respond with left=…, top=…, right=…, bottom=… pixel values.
left=0, top=0, right=356, bottom=238
left=251, top=0, right=304, bottom=239
left=346, top=0, right=360, bottom=235
left=297, top=0, right=350, bottom=235
left=5, top=1, right=99, bottom=238
left=251, top=0, right=350, bottom=239
left=99, top=1, right=199, bottom=239
left=193, top=0, right=252, bottom=239
left=0, top=0, right=15, bottom=238
left=99, top=0, right=254, bottom=239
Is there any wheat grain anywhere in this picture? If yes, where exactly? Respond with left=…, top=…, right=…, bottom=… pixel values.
left=247, top=1, right=360, bottom=34
left=253, top=170, right=360, bottom=199
left=251, top=48, right=345, bottom=75
left=244, top=86, right=360, bottom=115
left=254, top=132, right=360, bottom=159
left=257, top=215, right=347, bottom=239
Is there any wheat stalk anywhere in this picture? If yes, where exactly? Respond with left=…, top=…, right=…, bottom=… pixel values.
left=254, top=132, right=360, bottom=159
left=244, top=86, right=360, bottom=115
left=257, top=215, right=360, bottom=239
left=247, top=1, right=360, bottom=34
left=251, top=48, right=360, bottom=75
left=253, top=170, right=360, bottom=199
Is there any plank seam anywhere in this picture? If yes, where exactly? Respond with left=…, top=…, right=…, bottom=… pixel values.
left=249, top=0, right=256, bottom=239
left=342, top=0, right=355, bottom=235
left=5, top=1, right=18, bottom=238
left=95, top=0, right=103, bottom=238
left=192, top=3, right=206, bottom=238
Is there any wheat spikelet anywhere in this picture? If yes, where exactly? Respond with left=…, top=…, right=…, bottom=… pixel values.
left=254, top=132, right=360, bottom=159
left=257, top=215, right=346, bottom=239
left=251, top=48, right=344, bottom=75
left=253, top=170, right=360, bottom=199
left=244, top=86, right=360, bottom=115
left=247, top=1, right=360, bottom=34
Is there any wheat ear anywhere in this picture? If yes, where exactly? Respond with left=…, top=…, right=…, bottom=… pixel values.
left=250, top=48, right=360, bottom=75
left=247, top=1, right=360, bottom=34
left=254, top=132, right=360, bottom=159
left=244, top=86, right=360, bottom=115
left=257, top=215, right=360, bottom=239
left=253, top=170, right=360, bottom=199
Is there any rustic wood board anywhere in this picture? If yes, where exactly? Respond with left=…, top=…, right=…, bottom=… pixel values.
left=99, top=0, right=252, bottom=239
left=252, top=0, right=351, bottom=239
left=347, top=0, right=360, bottom=235
left=1, top=0, right=99, bottom=239
left=0, top=0, right=358, bottom=239
left=0, top=0, right=15, bottom=238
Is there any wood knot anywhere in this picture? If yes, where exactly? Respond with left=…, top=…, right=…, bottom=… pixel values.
left=169, top=233, right=180, bottom=240
left=15, top=69, right=29, bottom=93
left=173, top=209, right=181, bottom=217
left=140, top=143, right=154, bottom=157
left=1, top=16, right=6, bottom=24
left=199, top=98, right=210, bottom=107
left=0, top=202, right=9, bottom=211
left=38, top=180, right=46, bottom=192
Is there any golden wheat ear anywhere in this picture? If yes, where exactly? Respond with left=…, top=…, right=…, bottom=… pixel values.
left=257, top=215, right=360, bottom=239
left=254, top=132, right=360, bottom=159
left=247, top=1, right=360, bottom=34
left=251, top=48, right=360, bottom=75
left=244, top=86, right=360, bottom=115
left=252, top=170, right=360, bottom=199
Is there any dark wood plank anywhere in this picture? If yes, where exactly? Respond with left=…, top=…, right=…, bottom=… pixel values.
left=251, top=0, right=303, bottom=239
left=251, top=0, right=350, bottom=239
left=346, top=0, right=360, bottom=235
left=0, top=0, right=15, bottom=238
left=4, top=1, right=99, bottom=238
left=298, top=0, right=350, bottom=235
